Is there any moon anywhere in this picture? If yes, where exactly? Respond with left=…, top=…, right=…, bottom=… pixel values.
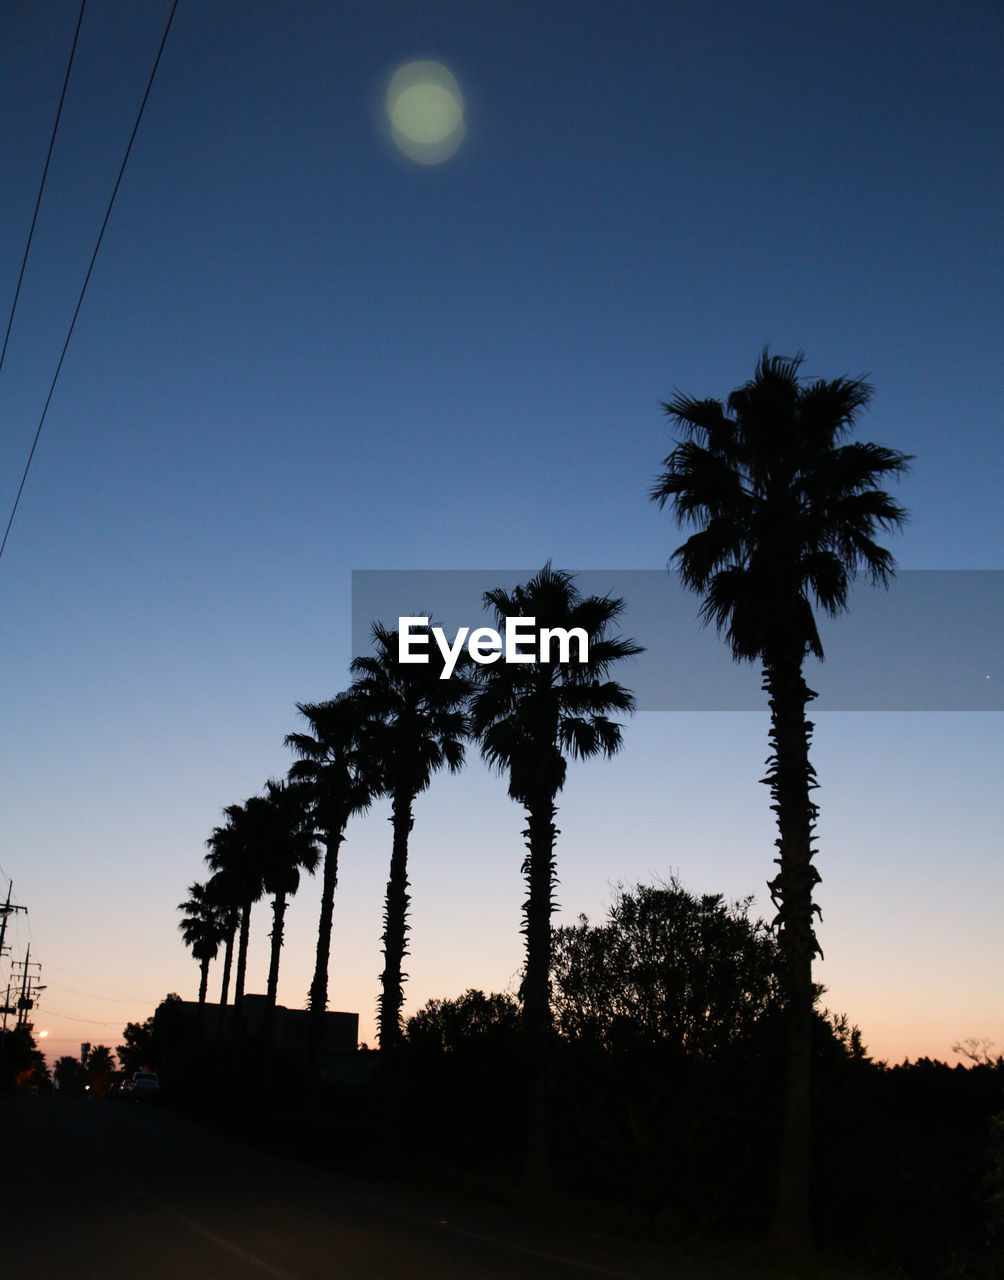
left=386, top=61, right=465, bottom=165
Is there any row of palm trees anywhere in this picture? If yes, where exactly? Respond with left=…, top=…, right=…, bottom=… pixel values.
left=179, top=349, right=911, bottom=1254
left=178, top=566, right=641, bottom=1068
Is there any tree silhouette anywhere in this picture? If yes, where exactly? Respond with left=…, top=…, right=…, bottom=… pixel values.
left=651, top=349, right=910, bottom=1252
left=551, top=879, right=781, bottom=1057
left=0, top=1026, right=49, bottom=1092
left=407, top=989, right=521, bottom=1054
left=251, top=779, right=320, bottom=1041
left=204, top=866, right=240, bottom=1013
left=54, top=1055, right=87, bottom=1095
left=177, top=880, right=227, bottom=1006
left=351, top=622, right=472, bottom=1053
left=205, top=800, right=265, bottom=1018
left=286, top=691, right=379, bottom=1060
left=470, top=565, right=640, bottom=1184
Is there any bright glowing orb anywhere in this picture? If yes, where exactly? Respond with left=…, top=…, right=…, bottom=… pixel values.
left=386, top=61, right=465, bottom=164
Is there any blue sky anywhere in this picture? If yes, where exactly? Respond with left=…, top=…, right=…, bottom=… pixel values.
left=0, top=0, right=1000, bottom=1064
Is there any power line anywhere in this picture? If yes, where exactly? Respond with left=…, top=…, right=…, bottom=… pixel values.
left=0, top=0, right=181, bottom=567
left=0, top=0, right=87, bottom=381
left=43, top=961, right=149, bottom=1000
left=34, top=1006, right=124, bottom=1027
left=43, top=981, right=153, bottom=1004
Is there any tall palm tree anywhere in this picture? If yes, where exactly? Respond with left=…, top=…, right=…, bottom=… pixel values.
left=350, top=622, right=472, bottom=1053
left=205, top=867, right=240, bottom=1014
left=85, top=1045, right=116, bottom=1078
left=205, top=801, right=264, bottom=1019
left=470, top=565, right=641, bottom=1184
left=286, top=691, right=379, bottom=1059
left=651, top=350, right=910, bottom=1252
left=177, top=880, right=227, bottom=1006
left=251, top=779, right=321, bottom=1042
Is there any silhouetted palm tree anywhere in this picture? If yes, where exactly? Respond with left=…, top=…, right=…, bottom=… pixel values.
left=205, top=801, right=264, bottom=1018
left=286, top=692, right=379, bottom=1058
left=177, top=880, right=227, bottom=1005
left=251, top=779, right=320, bottom=1040
left=470, top=565, right=640, bottom=1184
left=85, top=1045, right=116, bottom=1078
left=351, top=622, right=472, bottom=1053
left=204, top=866, right=240, bottom=1013
left=651, top=349, right=910, bottom=1252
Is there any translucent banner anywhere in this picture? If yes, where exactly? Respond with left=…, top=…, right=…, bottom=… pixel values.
left=351, top=569, right=1001, bottom=711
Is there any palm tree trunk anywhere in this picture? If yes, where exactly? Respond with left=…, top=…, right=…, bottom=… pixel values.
left=264, top=890, right=288, bottom=1043
left=378, top=789, right=413, bottom=1053
left=521, top=792, right=559, bottom=1191
left=218, top=925, right=235, bottom=1010
left=214, top=925, right=235, bottom=1042
left=307, top=826, right=345, bottom=1064
left=233, top=899, right=253, bottom=1017
left=763, top=645, right=820, bottom=1256
left=196, top=956, right=210, bottom=1038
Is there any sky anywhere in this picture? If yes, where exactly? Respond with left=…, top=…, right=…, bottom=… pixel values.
left=0, top=0, right=1000, bottom=1069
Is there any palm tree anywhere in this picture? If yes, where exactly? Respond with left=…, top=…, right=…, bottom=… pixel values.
left=177, top=881, right=227, bottom=1012
left=470, top=565, right=641, bottom=1184
left=651, top=349, right=910, bottom=1252
left=286, top=691, right=379, bottom=1059
left=85, top=1045, right=116, bottom=1079
left=250, top=779, right=320, bottom=1041
left=205, top=801, right=264, bottom=1019
left=350, top=622, right=472, bottom=1053
left=204, top=867, right=240, bottom=1014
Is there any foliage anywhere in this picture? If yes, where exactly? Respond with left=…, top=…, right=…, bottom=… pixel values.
left=253, top=778, right=320, bottom=905
left=117, top=994, right=183, bottom=1075
left=286, top=692, right=380, bottom=841
left=54, top=1055, right=87, bottom=1095
left=551, top=879, right=782, bottom=1059
left=406, top=989, right=521, bottom=1054
left=472, top=566, right=641, bottom=809
left=402, top=990, right=525, bottom=1178
left=0, top=1026, right=50, bottom=1092
left=205, top=802, right=266, bottom=1015
left=85, top=1044, right=116, bottom=1077
left=118, top=1017, right=154, bottom=1076
left=812, top=1053, right=1004, bottom=1278
left=177, top=879, right=228, bottom=1003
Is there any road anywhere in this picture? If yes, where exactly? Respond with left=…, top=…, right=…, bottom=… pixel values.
left=0, top=1096, right=753, bottom=1279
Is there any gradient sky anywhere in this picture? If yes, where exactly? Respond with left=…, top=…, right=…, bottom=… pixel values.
left=0, top=0, right=1000, bottom=1068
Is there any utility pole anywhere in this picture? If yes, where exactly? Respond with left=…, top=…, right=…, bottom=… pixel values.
left=0, top=890, right=34, bottom=1088
left=0, top=981, right=14, bottom=1031
left=0, top=880, right=27, bottom=965
left=1, top=883, right=29, bottom=1033
left=12, top=946, right=41, bottom=1029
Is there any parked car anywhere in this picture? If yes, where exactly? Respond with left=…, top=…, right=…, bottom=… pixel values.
left=129, top=1070, right=160, bottom=1100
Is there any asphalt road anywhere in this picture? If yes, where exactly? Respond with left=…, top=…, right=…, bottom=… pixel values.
left=0, top=1096, right=756, bottom=1280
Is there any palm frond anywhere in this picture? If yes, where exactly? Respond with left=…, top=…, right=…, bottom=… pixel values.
left=652, top=351, right=910, bottom=663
